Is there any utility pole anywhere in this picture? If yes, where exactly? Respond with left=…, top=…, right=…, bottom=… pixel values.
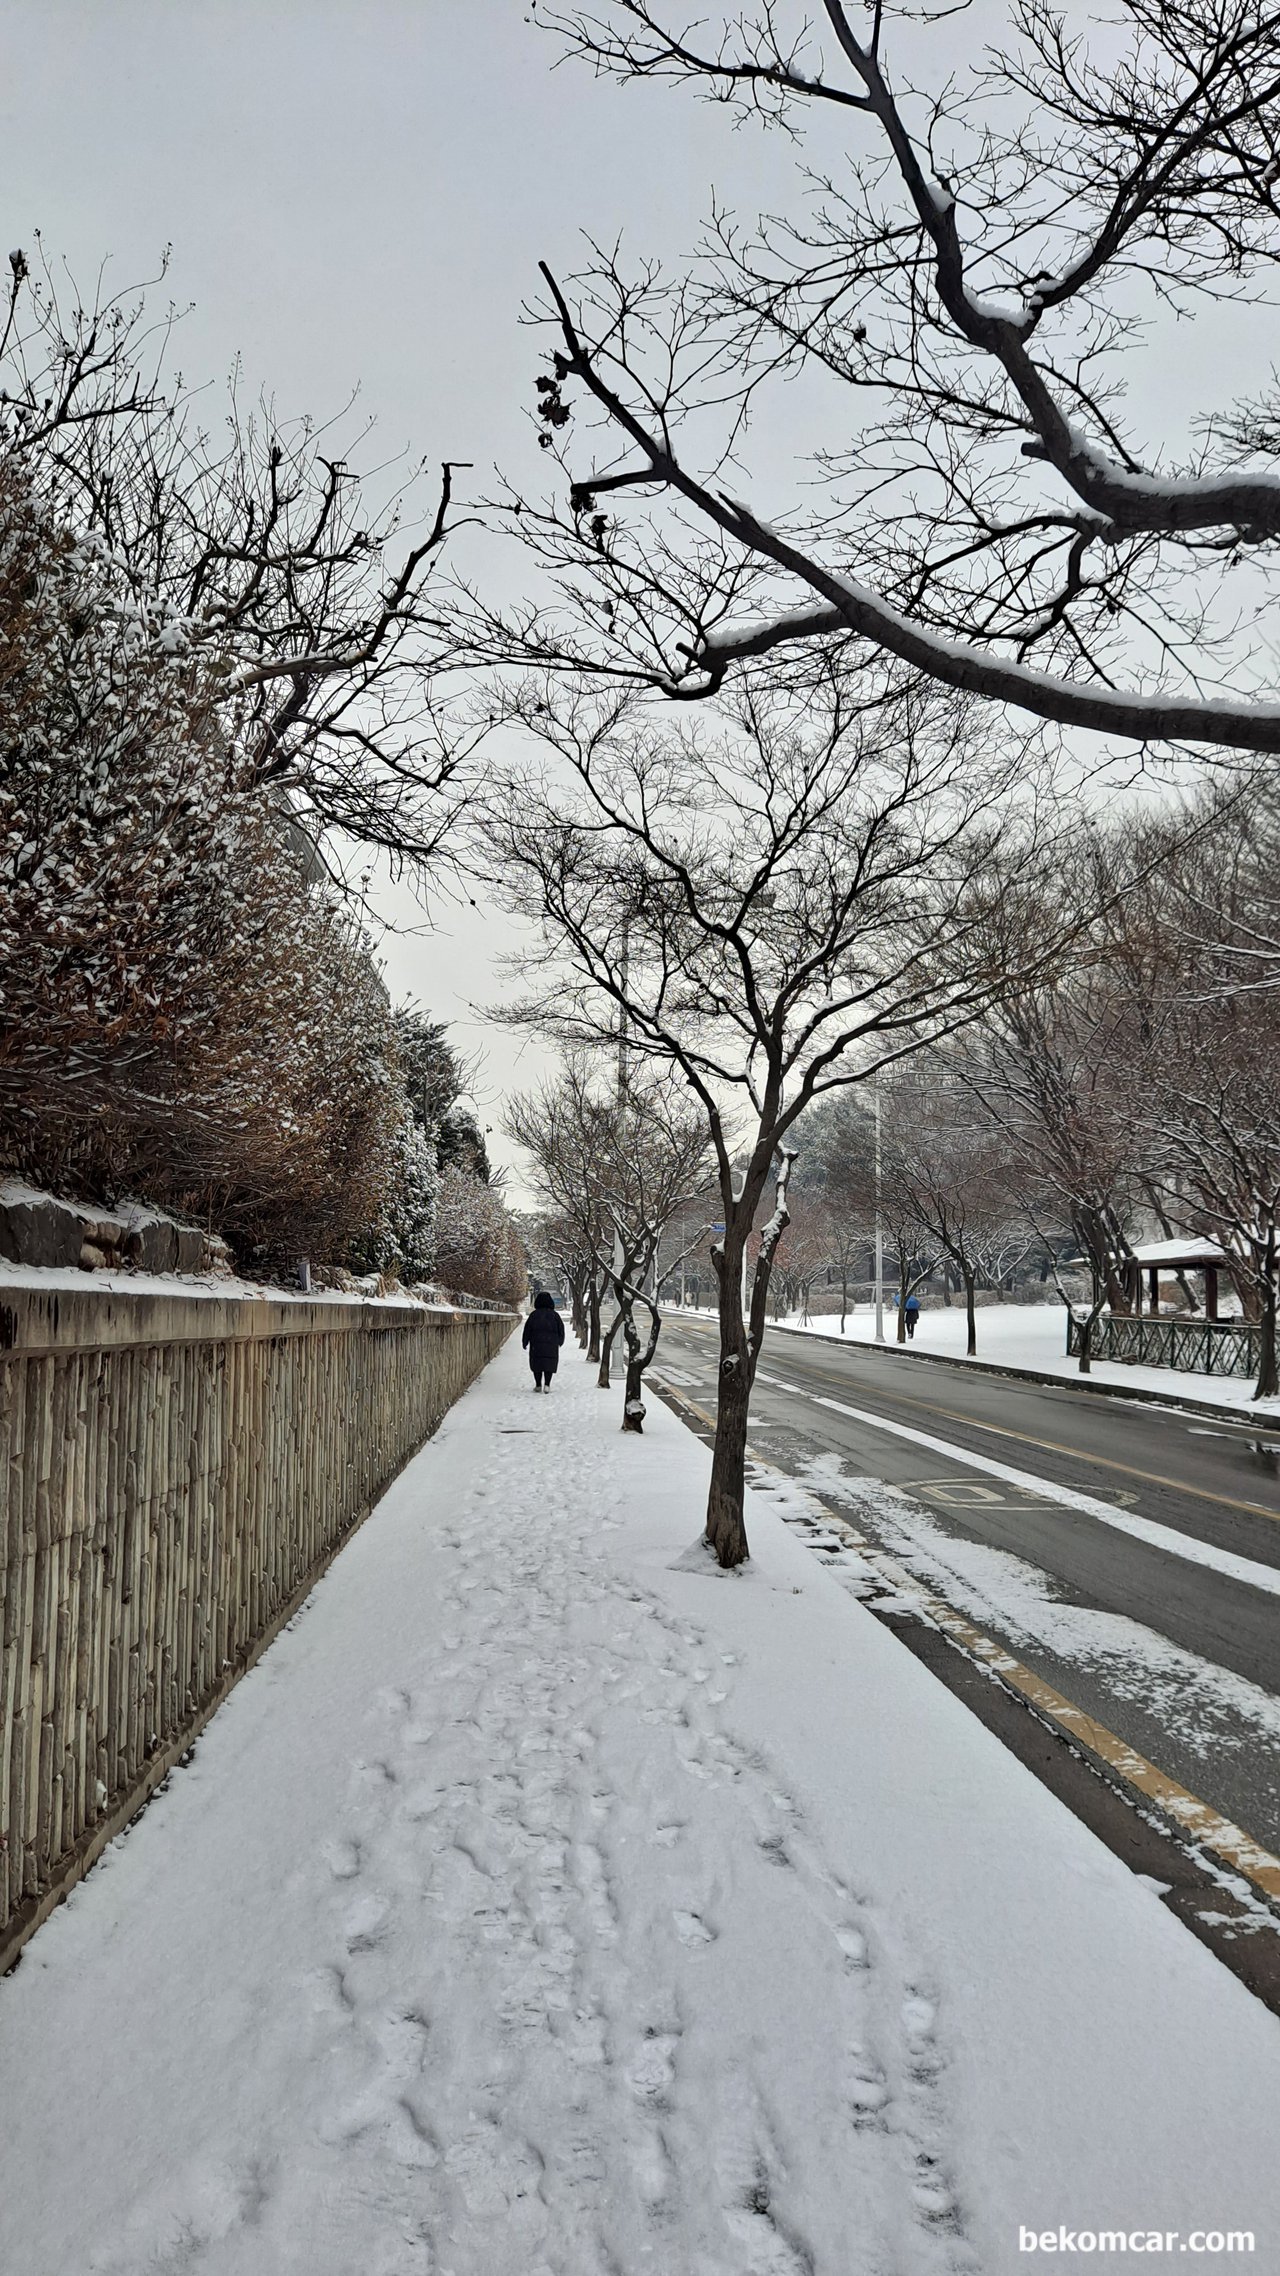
left=616, top=918, right=630, bottom=1103
left=874, top=1067, right=885, bottom=1343
left=613, top=920, right=630, bottom=1287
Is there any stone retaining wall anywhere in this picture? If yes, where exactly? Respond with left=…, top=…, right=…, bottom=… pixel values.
left=0, top=1284, right=513, bottom=1969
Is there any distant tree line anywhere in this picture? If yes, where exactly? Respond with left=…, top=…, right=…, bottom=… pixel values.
left=715, top=767, right=1280, bottom=1400
left=511, top=1059, right=712, bottom=1429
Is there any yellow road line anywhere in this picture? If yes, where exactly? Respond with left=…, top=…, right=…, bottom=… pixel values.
left=664, top=1385, right=719, bottom=1433
left=670, top=1316, right=1280, bottom=1527
left=926, top=1607, right=1280, bottom=1902
left=656, top=1375, right=1280, bottom=1909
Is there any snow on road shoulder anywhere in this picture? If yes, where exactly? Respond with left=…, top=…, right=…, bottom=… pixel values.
left=1, top=1338, right=1278, bottom=2276
left=800, top=1451, right=1280, bottom=1748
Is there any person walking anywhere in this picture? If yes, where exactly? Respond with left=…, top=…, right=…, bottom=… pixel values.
left=904, top=1292, right=921, bottom=1339
left=522, top=1289, right=565, bottom=1391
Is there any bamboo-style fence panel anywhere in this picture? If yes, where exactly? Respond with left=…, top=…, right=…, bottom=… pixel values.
left=0, top=1285, right=513, bottom=1968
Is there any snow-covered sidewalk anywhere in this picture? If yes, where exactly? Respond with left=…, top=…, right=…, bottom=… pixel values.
left=3, top=1336, right=1279, bottom=2275
left=687, top=1301, right=1280, bottom=1419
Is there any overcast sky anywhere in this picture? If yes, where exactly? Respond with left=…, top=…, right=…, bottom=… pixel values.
left=2, top=2, right=800, bottom=1192
left=4, top=3, right=1263, bottom=1193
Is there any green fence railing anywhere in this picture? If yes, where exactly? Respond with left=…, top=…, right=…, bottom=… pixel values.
left=1066, top=1313, right=1261, bottom=1378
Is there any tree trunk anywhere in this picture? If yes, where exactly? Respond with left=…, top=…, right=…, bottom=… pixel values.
left=597, top=1311, right=621, bottom=1389
left=1065, top=1211, right=1111, bottom=1373
left=896, top=1246, right=909, bottom=1343
left=618, top=1273, right=661, bottom=1432
left=704, top=1231, right=752, bottom=1566
left=1077, top=1203, right=1127, bottom=1317
left=702, top=1152, right=795, bottom=1568
left=1254, top=1236, right=1278, bottom=1401
left=706, top=1343, right=751, bottom=1562
left=839, top=1265, right=848, bottom=1336
left=964, top=1269, right=978, bottom=1358
left=1077, top=1278, right=1108, bottom=1373
left=586, top=1276, right=602, bottom=1364
left=622, top=1335, right=646, bottom=1430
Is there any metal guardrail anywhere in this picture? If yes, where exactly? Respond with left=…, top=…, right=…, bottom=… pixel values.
left=1067, top=1312, right=1261, bottom=1379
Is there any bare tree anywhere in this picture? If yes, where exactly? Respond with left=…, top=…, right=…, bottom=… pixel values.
left=599, top=1071, right=716, bottom=1425
left=1151, top=1036, right=1280, bottom=1396
left=877, top=1165, right=944, bottom=1343
left=791, top=1096, right=877, bottom=1332
left=655, top=1191, right=723, bottom=1307
left=880, top=1071, right=1035, bottom=1356
left=511, top=1061, right=713, bottom=1423
left=505, top=1065, right=614, bottom=1363
left=465, top=1, right=1280, bottom=762
left=962, top=926, right=1152, bottom=1369
left=2, top=241, right=478, bottom=869
left=1136, top=778, right=1280, bottom=1395
left=477, top=672, right=1102, bottom=1564
left=825, top=1215, right=872, bottom=1336
left=960, top=773, right=1277, bottom=1377
left=770, top=1192, right=838, bottom=1323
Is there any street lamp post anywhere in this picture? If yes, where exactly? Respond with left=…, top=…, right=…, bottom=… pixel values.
left=874, top=1068, right=885, bottom=1343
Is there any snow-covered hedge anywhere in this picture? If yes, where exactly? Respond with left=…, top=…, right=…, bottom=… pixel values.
left=433, top=1168, right=527, bottom=1305
left=0, top=462, right=407, bottom=1261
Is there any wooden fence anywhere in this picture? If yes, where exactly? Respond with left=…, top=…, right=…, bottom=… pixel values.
left=0, top=1284, right=512, bottom=1970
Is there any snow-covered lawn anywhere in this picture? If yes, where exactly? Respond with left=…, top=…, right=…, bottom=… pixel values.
left=3, top=1336, right=1279, bottom=2274
left=683, top=1301, right=1280, bottom=1419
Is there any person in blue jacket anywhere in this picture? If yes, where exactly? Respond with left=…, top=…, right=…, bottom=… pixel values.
left=904, top=1292, right=921, bottom=1338
left=522, top=1289, right=565, bottom=1390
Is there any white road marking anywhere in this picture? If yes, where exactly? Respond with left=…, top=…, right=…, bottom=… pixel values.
left=754, top=1375, right=1280, bottom=1601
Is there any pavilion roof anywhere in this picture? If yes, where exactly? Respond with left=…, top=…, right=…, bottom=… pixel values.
left=1129, top=1237, right=1228, bottom=1269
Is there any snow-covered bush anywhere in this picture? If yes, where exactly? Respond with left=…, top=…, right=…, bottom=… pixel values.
left=0, top=462, right=406, bottom=1261
left=438, top=1100, right=492, bottom=1182
left=433, top=1168, right=526, bottom=1304
left=394, top=1008, right=492, bottom=1182
left=351, top=1109, right=440, bottom=1283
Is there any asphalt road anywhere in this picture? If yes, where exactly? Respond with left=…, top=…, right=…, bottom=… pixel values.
left=654, top=1315, right=1280, bottom=1863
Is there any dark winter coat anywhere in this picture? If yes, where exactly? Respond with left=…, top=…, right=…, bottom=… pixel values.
left=522, top=1291, right=565, bottom=1373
